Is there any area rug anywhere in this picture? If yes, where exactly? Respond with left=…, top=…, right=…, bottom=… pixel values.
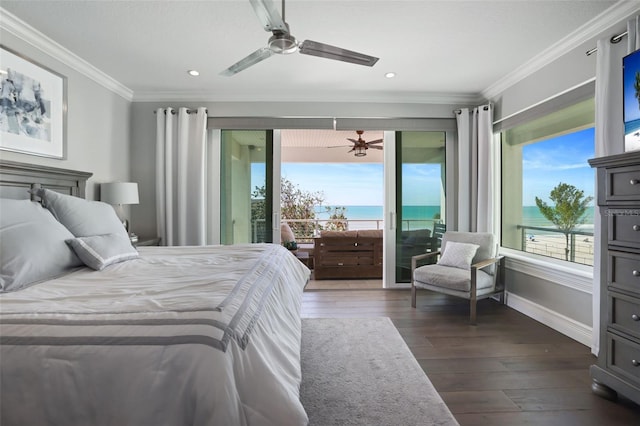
left=300, top=317, right=459, bottom=426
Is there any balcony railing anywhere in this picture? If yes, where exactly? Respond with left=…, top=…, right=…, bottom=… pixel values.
left=280, top=218, right=438, bottom=243
left=516, top=224, right=594, bottom=265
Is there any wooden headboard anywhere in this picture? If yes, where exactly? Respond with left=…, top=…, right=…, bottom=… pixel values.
left=0, top=160, right=92, bottom=200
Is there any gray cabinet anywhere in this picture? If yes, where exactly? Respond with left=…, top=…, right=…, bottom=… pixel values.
left=589, top=151, right=640, bottom=405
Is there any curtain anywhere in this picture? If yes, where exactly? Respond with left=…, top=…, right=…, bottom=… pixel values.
left=455, top=104, right=494, bottom=233
left=592, top=16, right=640, bottom=355
left=155, top=107, right=209, bottom=246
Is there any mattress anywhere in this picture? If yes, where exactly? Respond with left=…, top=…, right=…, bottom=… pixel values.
left=0, top=244, right=311, bottom=426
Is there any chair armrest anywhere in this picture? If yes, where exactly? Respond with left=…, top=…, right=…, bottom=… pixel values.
left=471, top=255, right=504, bottom=271
left=411, top=251, right=440, bottom=271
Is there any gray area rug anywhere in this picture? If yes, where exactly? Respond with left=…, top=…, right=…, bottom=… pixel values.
left=300, top=317, right=459, bottom=426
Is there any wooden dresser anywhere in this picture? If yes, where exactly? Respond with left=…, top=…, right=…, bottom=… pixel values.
left=589, top=150, right=640, bottom=405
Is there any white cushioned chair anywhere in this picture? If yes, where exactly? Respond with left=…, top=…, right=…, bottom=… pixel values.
left=411, top=231, right=505, bottom=325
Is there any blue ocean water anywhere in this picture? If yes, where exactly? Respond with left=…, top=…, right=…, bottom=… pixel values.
left=315, top=205, right=441, bottom=221
left=315, top=205, right=595, bottom=228
left=625, top=117, right=640, bottom=135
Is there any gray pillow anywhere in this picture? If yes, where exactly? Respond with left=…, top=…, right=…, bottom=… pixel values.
left=0, top=198, right=82, bottom=292
left=437, top=241, right=479, bottom=270
left=31, top=188, right=127, bottom=238
left=66, top=233, right=138, bottom=271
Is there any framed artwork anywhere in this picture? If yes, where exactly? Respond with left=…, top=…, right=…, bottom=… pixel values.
left=0, top=45, right=66, bottom=159
left=623, top=47, right=640, bottom=152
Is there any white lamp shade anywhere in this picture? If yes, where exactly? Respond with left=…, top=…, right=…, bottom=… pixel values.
left=101, top=182, right=139, bottom=205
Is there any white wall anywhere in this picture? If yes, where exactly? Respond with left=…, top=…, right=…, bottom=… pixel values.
left=0, top=30, right=132, bottom=201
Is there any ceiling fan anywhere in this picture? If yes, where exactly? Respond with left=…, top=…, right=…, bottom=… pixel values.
left=329, top=130, right=383, bottom=157
left=220, top=0, right=379, bottom=76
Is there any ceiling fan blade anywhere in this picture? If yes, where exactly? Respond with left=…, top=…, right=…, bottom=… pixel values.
left=220, top=47, right=274, bottom=76
left=347, top=138, right=359, bottom=143
left=368, top=145, right=383, bottom=150
left=327, top=144, right=352, bottom=148
left=299, top=40, right=379, bottom=66
left=249, top=0, right=287, bottom=32
left=366, top=139, right=384, bottom=145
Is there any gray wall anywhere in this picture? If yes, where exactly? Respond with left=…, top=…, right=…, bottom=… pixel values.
left=0, top=30, right=132, bottom=201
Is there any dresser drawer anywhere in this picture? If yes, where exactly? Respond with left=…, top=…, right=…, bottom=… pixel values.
left=607, top=209, right=640, bottom=249
left=608, top=251, right=640, bottom=295
left=605, top=165, right=640, bottom=202
left=609, top=292, right=640, bottom=339
left=606, top=333, right=640, bottom=386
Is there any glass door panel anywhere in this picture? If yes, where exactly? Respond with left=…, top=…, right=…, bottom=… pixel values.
left=395, top=131, right=446, bottom=282
left=220, top=130, right=273, bottom=244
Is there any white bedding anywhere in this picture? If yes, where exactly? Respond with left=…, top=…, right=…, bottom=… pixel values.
left=0, top=244, right=311, bottom=426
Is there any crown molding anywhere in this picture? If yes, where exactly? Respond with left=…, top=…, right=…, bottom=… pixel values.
left=0, top=7, right=133, bottom=101
left=482, top=1, right=640, bottom=100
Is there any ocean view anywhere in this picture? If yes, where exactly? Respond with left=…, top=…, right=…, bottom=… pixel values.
left=314, top=205, right=595, bottom=232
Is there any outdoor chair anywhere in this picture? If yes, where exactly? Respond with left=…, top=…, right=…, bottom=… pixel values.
left=411, top=231, right=505, bottom=325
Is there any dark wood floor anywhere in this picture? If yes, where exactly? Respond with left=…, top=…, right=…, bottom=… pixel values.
left=301, top=285, right=640, bottom=426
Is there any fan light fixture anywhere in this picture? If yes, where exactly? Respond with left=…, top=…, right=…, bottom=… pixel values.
left=220, top=0, right=379, bottom=76
left=354, top=146, right=366, bottom=157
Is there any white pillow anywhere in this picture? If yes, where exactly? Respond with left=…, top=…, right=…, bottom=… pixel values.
left=66, top=233, right=138, bottom=271
left=30, top=188, right=128, bottom=238
left=0, top=198, right=82, bottom=292
left=437, top=241, right=479, bottom=270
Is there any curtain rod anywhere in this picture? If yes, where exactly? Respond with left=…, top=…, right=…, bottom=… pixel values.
left=585, top=30, right=628, bottom=56
left=453, top=105, right=490, bottom=114
left=153, top=109, right=207, bottom=115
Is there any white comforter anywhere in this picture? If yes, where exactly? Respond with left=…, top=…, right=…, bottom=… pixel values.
left=0, top=244, right=310, bottom=426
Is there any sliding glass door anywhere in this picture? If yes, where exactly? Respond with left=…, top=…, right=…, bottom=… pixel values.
left=220, top=130, right=277, bottom=244
left=385, top=131, right=448, bottom=285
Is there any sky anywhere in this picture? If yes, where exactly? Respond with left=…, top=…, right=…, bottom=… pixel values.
left=252, top=162, right=443, bottom=206
left=623, top=48, right=640, bottom=123
left=251, top=127, right=595, bottom=208
left=522, top=127, right=595, bottom=206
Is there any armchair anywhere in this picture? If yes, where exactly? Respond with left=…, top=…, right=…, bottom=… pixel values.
left=411, top=231, right=505, bottom=325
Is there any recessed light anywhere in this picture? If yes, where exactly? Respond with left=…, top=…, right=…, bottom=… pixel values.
left=188, top=70, right=200, bottom=76
left=385, top=72, right=396, bottom=78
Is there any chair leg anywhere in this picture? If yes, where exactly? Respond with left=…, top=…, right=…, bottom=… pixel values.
left=469, top=299, right=477, bottom=325
left=411, top=282, right=416, bottom=308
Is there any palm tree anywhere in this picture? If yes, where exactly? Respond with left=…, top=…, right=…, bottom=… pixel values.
left=535, top=183, right=593, bottom=261
left=634, top=71, right=640, bottom=109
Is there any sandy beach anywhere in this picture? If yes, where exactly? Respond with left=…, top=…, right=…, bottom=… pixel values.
left=524, top=233, right=594, bottom=265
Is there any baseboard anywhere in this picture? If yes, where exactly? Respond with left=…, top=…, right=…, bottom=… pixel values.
left=506, top=292, right=592, bottom=348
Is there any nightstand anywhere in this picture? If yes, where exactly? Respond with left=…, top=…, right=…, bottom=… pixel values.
left=134, top=237, right=161, bottom=247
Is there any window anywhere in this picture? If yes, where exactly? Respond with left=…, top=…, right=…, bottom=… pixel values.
left=501, top=98, right=595, bottom=265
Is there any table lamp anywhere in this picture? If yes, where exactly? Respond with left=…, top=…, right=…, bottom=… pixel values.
left=101, top=182, right=139, bottom=238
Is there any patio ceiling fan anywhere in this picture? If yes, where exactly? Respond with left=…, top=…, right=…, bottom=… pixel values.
left=329, top=130, right=383, bottom=157
left=220, top=0, right=379, bottom=76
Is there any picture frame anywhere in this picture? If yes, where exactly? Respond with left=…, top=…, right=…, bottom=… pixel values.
left=623, top=47, right=640, bottom=152
left=0, top=45, right=67, bottom=159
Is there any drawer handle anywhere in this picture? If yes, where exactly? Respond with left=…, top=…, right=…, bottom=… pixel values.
left=633, top=360, right=640, bottom=367
left=634, top=270, right=640, bottom=277
left=631, top=179, right=639, bottom=185
left=634, top=225, right=640, bottom=232
left=633, top=314, right=640, bottom=321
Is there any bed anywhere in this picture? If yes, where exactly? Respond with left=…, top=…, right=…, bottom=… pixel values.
left=0, top=160, right=311, bottom=426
